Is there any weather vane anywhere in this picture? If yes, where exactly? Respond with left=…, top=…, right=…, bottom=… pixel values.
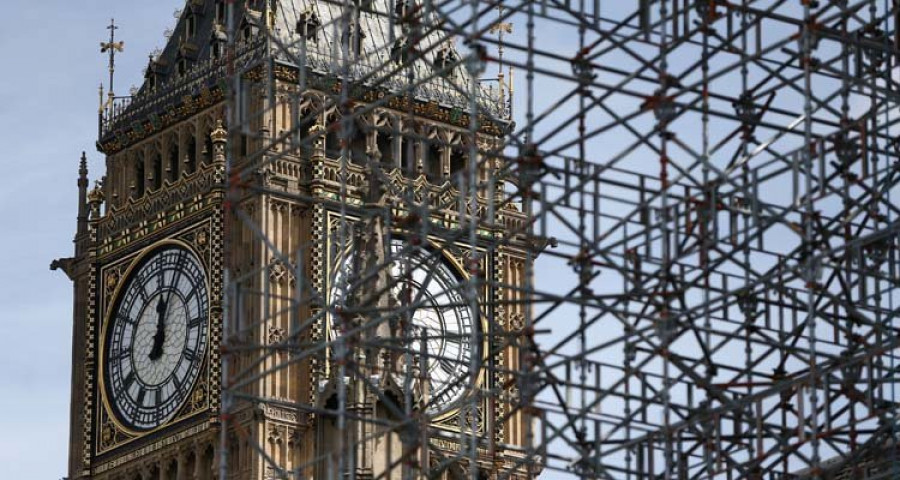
left=489, top=4, right=514, bottom=116
left=100, top=18, right=125, bottom=104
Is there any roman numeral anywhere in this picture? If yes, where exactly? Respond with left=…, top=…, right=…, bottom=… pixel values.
left=183, top=348, right=198, bottom=362
left=438, top=358, right=455, bottom=373
left=114, top=348, right=131, bottom=362
left=123, top=371, right=135, bottom=390
left=188, top=315, right=205, bottom=329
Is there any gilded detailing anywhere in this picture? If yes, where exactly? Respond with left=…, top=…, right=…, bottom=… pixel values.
left=98, top=86, right=226, bottom=155
left=95, top=228, right=216, bottom=456
left=97, top=161, right=224, bottom=256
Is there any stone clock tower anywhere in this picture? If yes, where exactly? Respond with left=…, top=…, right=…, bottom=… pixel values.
left=56, top=1, right=533, bottom=479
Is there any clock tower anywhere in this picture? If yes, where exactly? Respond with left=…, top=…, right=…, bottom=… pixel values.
left=57, top=1, right=533, bottom=479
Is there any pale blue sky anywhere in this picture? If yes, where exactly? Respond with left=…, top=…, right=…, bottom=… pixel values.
left=0, top=2, right=181, bottom=477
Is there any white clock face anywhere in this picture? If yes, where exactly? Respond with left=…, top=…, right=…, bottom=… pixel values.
left=104, top=245, right=209, bottom=431
left=330, top=239, right=478, bottom=413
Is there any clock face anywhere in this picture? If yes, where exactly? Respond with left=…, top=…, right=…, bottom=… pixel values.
left=330, top=239, right=478, bottom=414
left=103, top=245, right=209, bottom=432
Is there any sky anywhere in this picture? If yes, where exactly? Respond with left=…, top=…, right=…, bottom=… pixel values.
left=0, top=2, right=181, bottom=478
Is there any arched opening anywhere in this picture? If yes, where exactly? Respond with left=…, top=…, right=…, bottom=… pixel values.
left=202, top=445, right=215, bottom=480
left=215, top=0, right=225, bottom=24
left=203, top=132, right=213, bottom=166
left=184, top=452, right=197, bottom=480
left=349, top=124, right=368, bottom=166
left=400, top=135, right=415, bottom=175
left=377, top=131, right=394, bottom=167
left=424, top=142, right=442, bottom=180
left=134, top=156, right=145, bottom=198
left=152, top=154, right=162, bottom=191
left=185, top=12, right=197, bottom=38
left=297, top=11, right=320, bottom=43
left=167, top=142, right=179, bottom=182
left=325, top=126, right=342, bottom=159
left=450, top=146, right=467, bottom=176
left=186, top=136, right=198, bottom=172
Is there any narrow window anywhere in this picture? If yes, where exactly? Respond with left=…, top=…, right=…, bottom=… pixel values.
left=168, top=143, right=179, bottom=182
left=450, top=147, right=467, bottom=175
left=400, top=136, right=415, bottom=174
left=185, top=13, right=197, bottom=38
left=425, top=142, right=442, bottom=180
left=184, top=135, right=197, bottom=173
left=350, top=126, right=367, bottom=166
left=134, top=158, right=145, bottom=198
left=377, top=132, right=394, bottom=166
left=216, top=1, right=225, bottom=24
left=297, top=12, right=320, bottom=43
left=152, top=155, right=163, bottom=191
left=325, top=129, right=341, bottom=159
left=434, top=46, right=459, bottom=78
left=395, top=0, right=412, bottom=21
left=391, top=39, right=409, bottom=64
left=203, top=134, right=213, bottom=166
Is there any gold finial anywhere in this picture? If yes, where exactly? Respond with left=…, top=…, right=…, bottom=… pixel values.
left=210, top=119, right=227, bottom=144
left=88, top=180, right=105, bottom=204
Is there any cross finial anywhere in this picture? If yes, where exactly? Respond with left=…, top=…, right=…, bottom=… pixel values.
left=100, top=18, right=125, bottom=99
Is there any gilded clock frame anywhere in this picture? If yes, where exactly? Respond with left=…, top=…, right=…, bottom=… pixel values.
left=94, top=220, right=219, bottom=457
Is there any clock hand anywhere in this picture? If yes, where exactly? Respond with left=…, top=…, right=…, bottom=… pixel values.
left=150, top=254, right=183, bottom=361
left=149, top=297, right=167, bottom=360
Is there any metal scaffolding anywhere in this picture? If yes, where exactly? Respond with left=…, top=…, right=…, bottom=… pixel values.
left=216, top=0, right=900, bottom=478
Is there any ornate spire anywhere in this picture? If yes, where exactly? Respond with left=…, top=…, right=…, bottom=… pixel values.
left=77, top=152, right=89, bottom=236
left=210, top=119, right=227, bottom=163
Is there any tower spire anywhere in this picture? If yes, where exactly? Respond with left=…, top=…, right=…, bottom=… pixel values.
left=76, top=152, right=89, bottom=237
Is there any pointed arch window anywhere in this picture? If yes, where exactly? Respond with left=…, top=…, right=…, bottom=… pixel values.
left=450, top=146, right=467, bottom=175
left=185, top=135, right=198, bottom=171
left=377, top=131, right=395, bottom=166
left=395, top=0, right=413, bottom=22
left=177, top=55, right=188, bottom=77
left=297, top=11, right=320, bottom=43
left=424, top=141, right=442, bottom=180
left=215, top=1, right=226, bottom=24
left=211, top=26, right=227, bottom=59
left=185, top=11, right=197, bottom=39
left=434, top=45, right=460, bottom=77
left=151, top=154, right=163, bottom=191
left=167, top=142, right=180, bottom=182
left=349, top=123, right=368, bottom=166
left=134, top=156, right=146, bottom=198
left=391, top=38, right=410, bottom=65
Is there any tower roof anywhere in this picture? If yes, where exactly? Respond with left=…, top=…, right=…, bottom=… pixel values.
left=271, top=0, right=503, bottom=116
left=101, top=0, right=506, bottom=146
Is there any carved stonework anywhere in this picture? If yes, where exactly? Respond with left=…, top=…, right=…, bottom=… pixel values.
left=267, top=326, right=286, bottom=345
left=268, top=257, right=296, bottom=287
